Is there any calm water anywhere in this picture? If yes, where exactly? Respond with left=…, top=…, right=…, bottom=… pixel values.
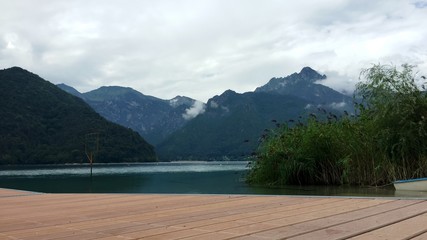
left=0, top=162, right=425, bottom=197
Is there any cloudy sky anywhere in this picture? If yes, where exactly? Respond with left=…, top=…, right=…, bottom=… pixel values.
left=1, top=0, right=426, bottom=102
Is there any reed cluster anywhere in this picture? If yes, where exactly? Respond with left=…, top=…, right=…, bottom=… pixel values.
left=247, top=64, right=427, bottom=186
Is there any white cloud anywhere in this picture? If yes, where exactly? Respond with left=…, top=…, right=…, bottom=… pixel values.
left=210, top=101, right=219, bottom=109
left=0, top=0, right=426, bottom=102
left=316, top=71, right=358, bottom=95
left=305, top=104, right=313, bottom=110
left=182, top=101, right=206, bottom=120
left=329, top=102, right=347, bottom=110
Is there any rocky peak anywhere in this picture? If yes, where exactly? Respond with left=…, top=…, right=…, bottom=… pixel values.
left=299, top=67, right=326, bottom=81
left=255, top=67, right=326, bottom=94
left=169, top=96, right=195, bottom=108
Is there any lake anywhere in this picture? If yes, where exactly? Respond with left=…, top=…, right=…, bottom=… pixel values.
left=0, top=161, right=425, bottom=197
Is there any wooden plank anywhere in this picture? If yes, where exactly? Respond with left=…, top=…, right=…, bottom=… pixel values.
left=246, top=199, right=416, bottom=239
left=179, top=231, right=239, bottom=240
left=287, top=200, right=427, bottom=239
left=208, top=199, right=388, bottom=236
left=136, top=197, right=320, bottom=228
left=195, top=198, right=350, bottom=232
left=1, top=188, right=427, bottom=240
left=410, top=231, right=427, bottom=240
left=349, top=213, right=427, bottom=240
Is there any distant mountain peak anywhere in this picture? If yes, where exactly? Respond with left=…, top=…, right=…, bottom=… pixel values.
left=169, top=95, right=195, bottom=108
left=95, top=86, right=136, bottom=94
left=209, top=89, right=238, bottom=105
left=255, top=67, right=326, bottom=93
left=300, top=66, right=315, bottom=72
left=83, top=86, right=148, bottom=102
left=299, top=66, right=326, bottom=80
left=2, top=66, right=40, bottom=79
left=253, top=67, right=352, bottom=106
left=5, top=66, right=26, bottom=72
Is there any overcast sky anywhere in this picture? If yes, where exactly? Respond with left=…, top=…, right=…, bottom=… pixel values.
left=1, top=0, right=426, bottom=102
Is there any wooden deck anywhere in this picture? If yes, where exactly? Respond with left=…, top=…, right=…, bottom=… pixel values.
left=1, top=188, right=427, bottom=239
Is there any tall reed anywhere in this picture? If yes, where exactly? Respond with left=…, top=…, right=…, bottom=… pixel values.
left=247, top=64, right=427, bottom=186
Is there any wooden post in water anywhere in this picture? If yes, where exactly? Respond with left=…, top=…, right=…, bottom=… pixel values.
left=85, top=133, right=99, bottom=177
left=86, top=152, right=93, bottom=177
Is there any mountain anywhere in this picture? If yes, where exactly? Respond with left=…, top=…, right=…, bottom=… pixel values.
left=59, top=66, right=354, bottom=161
left=156, top=90, right=310, bottom=160
left=0, top=67, right=157, bottom=164
left=255, top=67, right=353, bottom=108
left=57, top=85, right=201, bottom=145
left=157, top=67, right=354, bottom=161
left=169, top=95, right=195, bottom=108
left=56, top=83, right=84, bottom=99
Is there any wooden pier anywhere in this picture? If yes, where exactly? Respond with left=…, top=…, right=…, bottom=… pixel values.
left=1, top=188, right=427, bottom=239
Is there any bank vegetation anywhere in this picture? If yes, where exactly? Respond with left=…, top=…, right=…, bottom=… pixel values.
left=247, top=64, right=427, bottom=186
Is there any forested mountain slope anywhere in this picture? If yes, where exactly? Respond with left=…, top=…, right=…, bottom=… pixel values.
left=0, top=67, right=157, bottom=164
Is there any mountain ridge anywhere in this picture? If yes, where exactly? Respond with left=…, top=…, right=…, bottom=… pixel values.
left=58, top=84, right=200, bottom=145
left=0, top=67, right=157, bottom=164
left=156, top=67, right=354, bottom=160
left=58, top=66, right=353, bottom=161
left=255, top=66, right=351, bottom=106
